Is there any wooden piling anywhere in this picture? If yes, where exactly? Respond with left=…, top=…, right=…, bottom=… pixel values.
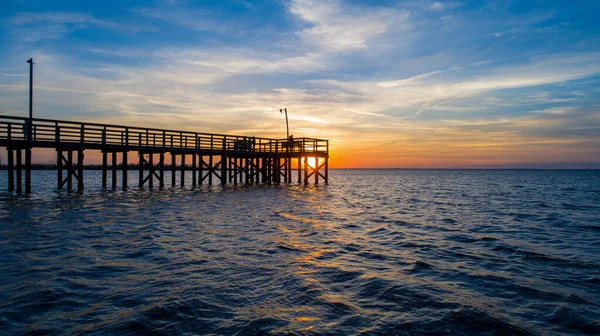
left=7, top=149, right=14, bottom=192
left=102, top=151, right=107, bottom=188
left=208, top=155, right=213, bottom=185
left=159, top=153, right=165, bottom=188
left=171, top=154, right=176, bottom=187
left=192, top=154, right=197, bottom=187
left=16, top=150, right=22, bottom=193
left=77, top=149, right=84, bottom=191
left=113, top=152, right=118, bottom=189
left=138, top=152, right=143, bottom=188
left=297, top=157, right=301, bottom=184
left=122, top=151, right=128, bottom=190
left=25, top=148, right=31, bottom=193
left=149, top=153, right=154, bottom=188
left=57, top=150, right=62, bottom=190
left=5, top=150, right=13, bottom=191
left=180, top=154, right=185, bottom=187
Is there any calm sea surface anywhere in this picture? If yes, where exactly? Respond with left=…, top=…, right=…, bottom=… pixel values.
left=0, top=169, right=599, bottom=335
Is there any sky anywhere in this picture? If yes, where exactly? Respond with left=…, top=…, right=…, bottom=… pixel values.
left=1, top=0, right=599, bottom=168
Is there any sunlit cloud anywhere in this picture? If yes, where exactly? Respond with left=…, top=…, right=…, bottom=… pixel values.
left=0, top=0, right=599, bottom=167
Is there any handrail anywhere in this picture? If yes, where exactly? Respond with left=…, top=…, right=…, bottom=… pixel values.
left=0, top=115, right=328, bottom=155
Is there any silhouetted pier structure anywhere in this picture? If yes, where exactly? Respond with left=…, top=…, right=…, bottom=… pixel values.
left=0, top=116, right=329, bottom=193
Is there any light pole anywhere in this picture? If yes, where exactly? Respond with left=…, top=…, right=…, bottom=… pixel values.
left=27, top=58, right=34, bottom=121
left=25, top=58, right=34, bottom=193
left=280, top=108, right=289, bottom=139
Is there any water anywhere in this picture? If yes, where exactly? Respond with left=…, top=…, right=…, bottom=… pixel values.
left=1, top=169, right=599, bottom=335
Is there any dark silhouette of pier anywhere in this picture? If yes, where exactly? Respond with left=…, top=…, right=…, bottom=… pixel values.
left=0, top=115, right=329, bottom=193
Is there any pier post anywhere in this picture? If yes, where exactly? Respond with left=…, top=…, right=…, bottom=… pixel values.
left=180, top=154, right=185, bottom=187
left=266, top=157, right=270, bottom=185
left=221, top=156, right=227, bottom=186
left=25, top=148, right=31, bottom=193
left=16, top=150, right=22, bottom=193
left=122, top=150, right=128, bottom=190
left=159, top=153, right=165, bottom=188
left=315, top=157, right=319, bottom=185
left=122, top=127, right=129, bottom=190
left=208, top=155, right=213, bottom=185
left=57, top=150, right=62, bottom=190
left=67, top=151, right=72, bottom=191
left=304, top=156, right=308, bottom=185
left=245, top=157, right=250, bottom=185
left=112, top=152, right=118, bottom=189
left=77, top=149, right=84, bottom=191
left=297, top=157, right=301, bottom=184
left=198, top=155, right=203, bottom=186
left=149, top=153, right=154, bottom=188
left=139, top=153, right=144, bottom=188
left=325, top=157, right=328, bottom=185
left=102, top=151, right=107, bottom=188
left=7, top=149, right=14, bottom=192
left=276, top=156, right=281, bottom=185
left=171, top=154, right=176, bottom=187
left=192, top=153, right=197, bottom=187
left=232, top=158, right=238, bottom=186
left=287, top=157, right=292, bottom=184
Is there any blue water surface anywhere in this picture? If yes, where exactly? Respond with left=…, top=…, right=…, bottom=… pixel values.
left=1, top=169, right=599, bottom=335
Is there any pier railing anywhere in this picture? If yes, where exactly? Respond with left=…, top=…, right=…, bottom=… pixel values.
left=0, top=116, right=328, bottom=155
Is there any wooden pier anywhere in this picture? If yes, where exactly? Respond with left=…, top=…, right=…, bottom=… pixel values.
left=0, top=116, right=329, bottom=193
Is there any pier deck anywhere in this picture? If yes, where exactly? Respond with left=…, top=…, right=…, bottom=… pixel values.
left=0, top=116, right=329, bottom=192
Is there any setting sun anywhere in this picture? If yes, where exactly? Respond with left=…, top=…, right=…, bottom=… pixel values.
left=304, top=157, right=322, bottom=169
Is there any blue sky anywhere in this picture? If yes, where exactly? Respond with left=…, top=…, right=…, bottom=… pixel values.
left=1, top=0, right=599, bottom=167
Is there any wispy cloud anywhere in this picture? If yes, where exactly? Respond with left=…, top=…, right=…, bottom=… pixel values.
left=289, top=0, right=410, bottom=53
left=4, top=11, right=150, bottom=42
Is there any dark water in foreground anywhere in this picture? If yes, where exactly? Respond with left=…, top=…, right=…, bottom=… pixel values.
left=1, top=170, right=599, bottom=335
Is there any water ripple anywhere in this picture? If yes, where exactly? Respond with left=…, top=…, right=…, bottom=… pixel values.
left=1, top=169, right=599, bottom=335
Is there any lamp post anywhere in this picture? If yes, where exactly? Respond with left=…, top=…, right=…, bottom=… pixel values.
left=279, top=108, right=289, bottom=139
left=25, top=58, right=34, bottom=193
left=27, top=58, right=34, bottom=122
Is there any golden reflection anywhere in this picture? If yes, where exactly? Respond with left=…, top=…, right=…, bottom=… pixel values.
left=303, top=157, right=324, bottom=169
left=278, top=212, right=319, bottom=224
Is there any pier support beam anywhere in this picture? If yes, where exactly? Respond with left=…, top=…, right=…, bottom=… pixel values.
left=57, top=149, right=84, bottom=191
left=138, top=152, right=164, bottom=188
left=200, top=155, right=222, bottom=186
